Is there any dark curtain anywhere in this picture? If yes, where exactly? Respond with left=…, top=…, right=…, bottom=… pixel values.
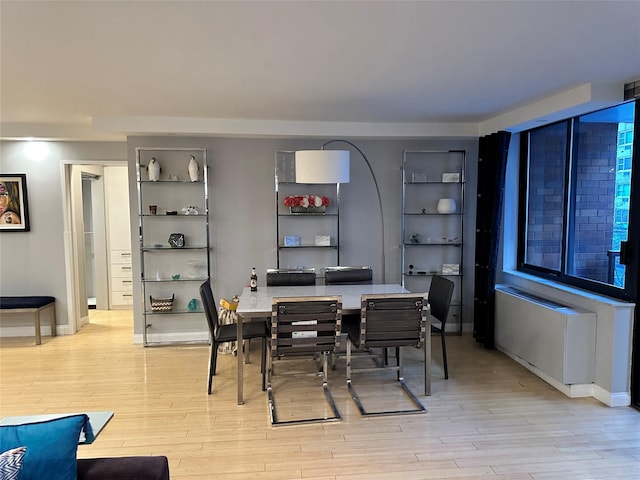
left=473, top=131, right=511, bottom=348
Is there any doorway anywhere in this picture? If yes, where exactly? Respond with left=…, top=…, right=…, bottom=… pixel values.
left=63, top=161, right=132, bottom=333
left=82, top=172, right=108, bottom=310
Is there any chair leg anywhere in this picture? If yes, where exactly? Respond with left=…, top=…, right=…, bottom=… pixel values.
left=267, top=352, right=276, bottom=424
left=269, top=351, right=341, bottom=426
left=212, top=343, right=219, bottom=376
left=261, top=337, right=267, bottom=391
left=440, top=331, right=448, bottom=380
left=346, top=337, right=352, bottom=383
left=208, top=343, right=216, bottom=395
left=347, top=345, right=426, bottom=416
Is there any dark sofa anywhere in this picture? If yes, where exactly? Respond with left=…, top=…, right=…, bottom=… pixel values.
left=77, top=456, right=170, bottom=480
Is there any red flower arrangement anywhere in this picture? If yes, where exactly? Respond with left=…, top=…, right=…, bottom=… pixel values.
left=283, top=195, right=330, bottom=208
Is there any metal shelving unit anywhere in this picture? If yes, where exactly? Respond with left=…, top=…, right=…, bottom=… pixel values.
left=402, top=150, right=466, bottom=334
left=274, top=150, right=340, bottom=277
left=136, top=147, right=210, bottom=346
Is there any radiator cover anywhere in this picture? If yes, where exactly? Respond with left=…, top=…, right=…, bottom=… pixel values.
left=495, top=285, right=596, bottom=385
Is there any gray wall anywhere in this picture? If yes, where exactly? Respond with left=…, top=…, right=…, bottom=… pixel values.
left=0, top=137, right=477, bottom=339
left=127, top=136, right=478, bottom=338
left=0, top=141, right=127, bottom=330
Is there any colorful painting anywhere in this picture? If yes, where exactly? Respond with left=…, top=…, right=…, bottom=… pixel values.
left=0, top=174, right=30, bottom=231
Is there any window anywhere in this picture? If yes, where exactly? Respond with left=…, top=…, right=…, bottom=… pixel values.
left=519, top=101, right=636, bottom=297
left=521, top=121, right=568, bottom=271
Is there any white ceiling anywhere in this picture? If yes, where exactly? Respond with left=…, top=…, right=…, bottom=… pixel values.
left=1, top=1, right=639, bottom=141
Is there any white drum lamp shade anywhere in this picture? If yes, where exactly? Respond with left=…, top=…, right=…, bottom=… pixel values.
left=293, top=139, right=385, bottom=282
left=294, top=150, right=350, bottom=184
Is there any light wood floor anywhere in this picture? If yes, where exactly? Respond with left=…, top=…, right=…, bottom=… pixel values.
left=1, top=310, right=639, bottom=479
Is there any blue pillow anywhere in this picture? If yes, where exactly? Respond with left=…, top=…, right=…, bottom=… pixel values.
left=0, top=414, right=88, bottom=480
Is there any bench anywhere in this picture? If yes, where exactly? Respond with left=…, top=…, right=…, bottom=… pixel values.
left=0, top=296, right=56, bottom=345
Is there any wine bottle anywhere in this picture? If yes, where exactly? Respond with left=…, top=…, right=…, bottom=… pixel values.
left=250, top=267, right=258, bottom=292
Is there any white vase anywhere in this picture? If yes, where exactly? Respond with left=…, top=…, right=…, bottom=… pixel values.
left=147, top=157, right=160, bottom=181
left=436, top=198, right=456, bottom=214
left=188, top=155, right=199, bottom=182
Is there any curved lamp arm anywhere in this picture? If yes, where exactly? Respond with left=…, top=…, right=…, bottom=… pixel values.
left=321, top=139, right=385, bottom=282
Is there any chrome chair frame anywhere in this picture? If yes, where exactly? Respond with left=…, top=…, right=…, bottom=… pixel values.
left=267, top=295, right=343, bottom=426
left=346, top=292, right=428, bottom=416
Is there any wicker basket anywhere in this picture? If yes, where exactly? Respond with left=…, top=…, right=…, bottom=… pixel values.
left=150, top=294, right=174, bottom=312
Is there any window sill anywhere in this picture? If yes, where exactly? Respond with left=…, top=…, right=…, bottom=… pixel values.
left=500, top=270, right=634, bottom=309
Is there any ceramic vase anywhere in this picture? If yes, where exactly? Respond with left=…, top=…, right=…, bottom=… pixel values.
left=436, top=198, right=456, bottom=214
left=188, top=155, right=199, bottom=182
left=147, top=157, right=160, bottom=181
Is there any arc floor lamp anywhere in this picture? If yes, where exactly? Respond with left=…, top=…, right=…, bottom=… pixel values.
left=294, top=139, right=385, bottom=282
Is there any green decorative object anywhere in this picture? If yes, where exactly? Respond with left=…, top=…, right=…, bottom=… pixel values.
left=188, top=298, right=198, bottom=311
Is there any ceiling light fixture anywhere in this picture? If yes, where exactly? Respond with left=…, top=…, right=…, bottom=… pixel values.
left=23, top=141, right=49, bottom=161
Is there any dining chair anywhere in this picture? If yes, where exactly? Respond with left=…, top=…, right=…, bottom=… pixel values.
left=324, top=266, right=373, bottom=285
left=262, top=269, right=317, bottom=370
left=324, top=266, right=374, bottom=367
left=345, top=292, right=428, bottom=416
left=428, top=275, right=455, bottom=379
left=265, top=268, right=316, bottom=286
left=199, top=280, right=268, bottom=394
left=267, top=295, right=342, bottom=425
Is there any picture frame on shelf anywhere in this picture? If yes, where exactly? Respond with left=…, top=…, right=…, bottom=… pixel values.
left=315, top=235, right=331, bottom=246
left=411, top=172, right=427, bottom=183
left=284, top=235, right=300, bottom=246
left=442, top=172, right=460, bottom=183
left=442, top=263, right=460, bottom=275
left=168, top=233, right=186, bottom=248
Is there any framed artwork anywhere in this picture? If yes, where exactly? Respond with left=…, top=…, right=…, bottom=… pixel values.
left=0, top=174, right=30, bottom=231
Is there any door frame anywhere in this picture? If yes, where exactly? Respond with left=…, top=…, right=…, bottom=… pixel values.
left=62, top=160, right=126, bottom=332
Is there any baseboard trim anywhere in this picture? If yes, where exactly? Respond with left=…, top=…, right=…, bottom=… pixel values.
left=496, top=345, right=630, bottom=407
left=592, top=385, right=631, bottom=407
left=0, top=326, right=54, bottom=337
left=132, top=331, right=209, bottom=345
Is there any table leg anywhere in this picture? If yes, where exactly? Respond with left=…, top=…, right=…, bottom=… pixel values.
left=237, top=314, right=244, bottom=405
left=424, top=323, right=431, bottom=396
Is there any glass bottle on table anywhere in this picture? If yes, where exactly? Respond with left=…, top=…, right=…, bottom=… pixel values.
left=250, top=267, right=258, bottom=292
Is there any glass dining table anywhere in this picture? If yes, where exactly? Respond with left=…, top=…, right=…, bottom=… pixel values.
left=235, top=284, right=431, bottom=405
